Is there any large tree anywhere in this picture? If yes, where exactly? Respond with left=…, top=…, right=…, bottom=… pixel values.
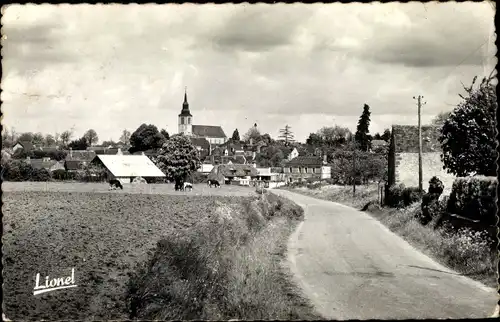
left=155, top=134, right=201, bottom=189
left=83, top=129, right=99, bottom=146
left=278, top=125, right=295, bottom=146
left=17, top=132, right=34, bottom=143
left=317, top=125, right=351, bottom=147
left=119, top=129, right=132, bottom=145
left=243, top=124, right=261, bottom=143
left=60, top=130, right=73, bottom=147
left=231, top=128, right=241, bottom=141
left=432, top=111, right=452, bottom=128
left=68, top=137, right=89, bottom=150
left=32, top=132, right=45, bottom=146
left=306, top=133, right=323, bottom=146
left=439, top=76, right=496, bottom=176
left=44, top=134, right=56, bottom=147
left=129, top=124, right=165, bottom=154
left=354, top=104, right=372, bottom=152
left=160, top=129, right=170, bottom=141
left=102, top=140, right=118, bottom=147
left=381, top=128, right=391, bottom=142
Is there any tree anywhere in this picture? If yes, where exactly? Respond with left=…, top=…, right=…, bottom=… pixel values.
left=83, top=129, right=99, bottom=146
left=60, top=130, right=73, bottom=147
left=17, top=132, right=34, bottom=143
left=231, top=129, right=241, bottom=141
left=101, top=140, right=117, bottom=147
left=373, top=133, right=382, bottom=140
left=354, top=104, right=372, bottom=152
left=432, top=111, right=452, bottom=128
left=160, top=129, right=170, bottom=141
left=2, top=126, right=16, bottom=148
left=68, top=137, right=89, bottom=150
left=439, top=76, right=496, bottom=176
left=155, top=134, right=201, bottom=189
left=119, top=129, right=131, bottom=145
left=129, top=124, right=165, bottom=154
left=32, top=132, right=44, bottom=146
left=306, top=133, right=324, bottom=146
left=312, top=126, right=351, bottom=147
left=381, top=129, right=391, bottom=142
left=243, top=124, right=261, bottom=143
left=256, top=146, right=285, bottom=167
left=278, top=125, right=295, bottom=146
left=44, top=134, right=56, bottom=147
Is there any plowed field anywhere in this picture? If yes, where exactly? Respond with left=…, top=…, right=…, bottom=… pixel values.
left=2, top=190, right=249, bottom=320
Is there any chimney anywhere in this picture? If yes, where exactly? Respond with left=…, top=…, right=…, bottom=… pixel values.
left=323, top=154, right=327, bottom=164
left=69, top=147, right=73, bottom=158
left=249, top=138, right=253, bottom=146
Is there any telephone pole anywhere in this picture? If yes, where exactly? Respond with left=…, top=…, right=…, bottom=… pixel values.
left=352, top=134, right=356, bottom=197
left=413, top=95, right=426, bottom=192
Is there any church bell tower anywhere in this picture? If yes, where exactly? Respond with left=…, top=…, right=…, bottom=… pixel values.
left=178, top=87, right=193, bottom=136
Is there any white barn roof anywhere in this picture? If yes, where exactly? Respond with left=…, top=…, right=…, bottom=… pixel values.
left=95, top=155, right=166, bottom=177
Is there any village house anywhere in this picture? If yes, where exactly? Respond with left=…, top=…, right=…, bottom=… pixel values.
left=25, top=157, right=65, bottom=172
left=283, top=155, right=331, bottom=183
left=87, top=146, right=130, bottom=155
left=208, top=164, right=259, bottom=186
left=254, top=167, right=287, bottom=188
left=387, top=125, right=455, bottom=194
left=190, top=137, right=211, bottom=161
left=12, top=140, right=34, bottom=153
left=64, top=149, right=97, bottom=172
left=90, top=154, right=166, bottom=184
left=178, top=90, right=227, bottom=145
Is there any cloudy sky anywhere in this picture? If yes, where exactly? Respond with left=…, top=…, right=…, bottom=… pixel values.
left=1, top=3, right=496, bottom=143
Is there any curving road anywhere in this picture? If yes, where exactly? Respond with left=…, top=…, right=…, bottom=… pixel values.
left=272, top=189, right=498, bottom=320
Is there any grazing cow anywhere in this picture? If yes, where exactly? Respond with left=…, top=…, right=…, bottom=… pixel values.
left=183, top=182, right=193, bottom=191
left=109, top=179, right=123, bottom=190
left=208, top=179, right=220, bottom=188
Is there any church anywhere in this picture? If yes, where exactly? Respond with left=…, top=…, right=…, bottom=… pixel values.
left=178, top=90, right=227, bottom=145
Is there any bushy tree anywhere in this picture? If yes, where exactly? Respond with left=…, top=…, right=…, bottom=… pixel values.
left=381, top=128, right=391, bottom=142
left=306, top=133, right=323, bottom=146
left=60, top=130, right=73, bottom=147
left=354, top=104, right=372, bottom=152
left=155, top=134, right=201, bottom=189
left=119, top=129, right=132, bottom=145
left=83, top=129, right=99, bottom=146
left=439, top=76, right=496, bottom=176
left=432, top=111, right=452, bottom=129
left=44, top=134, right=56, bottom=146
left=17, top=132, right=34, bottom=143
left=129, top=124, right=165, bottom=154
left=231, top=129, right=240, bottom=141
left=101, top=140, right=117, bottom=147
left=68, top=137, right=89, bottom=150
left=160, top=129, right=170, bottom=141
left=32, top=132, right=44, bottom=146
left=243, top=124, right=261, bottom=143
left=256, top=146, right=285, bottom=167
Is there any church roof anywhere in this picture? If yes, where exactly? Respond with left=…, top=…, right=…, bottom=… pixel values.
left=179, top=91, right=192, bottom=117
left=193, top=125, right=227, bottom=138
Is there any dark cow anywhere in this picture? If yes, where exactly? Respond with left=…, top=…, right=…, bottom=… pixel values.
left=109, top=179, right=123, bottom=190
left=207, top=179, right=220, bottom=188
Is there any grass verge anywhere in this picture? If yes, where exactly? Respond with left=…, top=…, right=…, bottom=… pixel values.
left=284, top=184, right=498, bottom=289
left=126, top=192, right=323, bottom=320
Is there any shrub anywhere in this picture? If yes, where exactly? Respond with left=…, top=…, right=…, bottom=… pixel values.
left=385, top=184, right=422, bottom=209
left=428, top=176, right=444, bottom=195
left=448, top=176, right=497, bottom=225
left=52, top=169, right=69, bottom=181
left=31, top=168, right=52, bottom=181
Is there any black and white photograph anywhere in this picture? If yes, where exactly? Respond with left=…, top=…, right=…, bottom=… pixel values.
left=1, top=2, right=498, bottom=320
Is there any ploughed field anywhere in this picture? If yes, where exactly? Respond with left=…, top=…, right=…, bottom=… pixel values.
left=2, top=190, right=253, bottom=320
left=2, top=181, right=255, bottom=196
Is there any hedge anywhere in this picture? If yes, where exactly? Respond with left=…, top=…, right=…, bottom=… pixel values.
left=385, top=183, right=423, bottom=208
left=447, top=176, right=497, bottom=225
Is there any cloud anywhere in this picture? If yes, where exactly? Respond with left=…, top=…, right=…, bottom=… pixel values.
left=1, top=3, right=496, bottom=143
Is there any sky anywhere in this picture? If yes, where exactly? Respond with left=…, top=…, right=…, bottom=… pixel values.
left=1, top=2, right=496, bottom=143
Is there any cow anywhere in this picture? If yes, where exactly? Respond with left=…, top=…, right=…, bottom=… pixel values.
left=109, top=179, right=123, bottom=190
left=207, top=179, right=220, bottom=188
left=183, top=182, right=193, bottom=191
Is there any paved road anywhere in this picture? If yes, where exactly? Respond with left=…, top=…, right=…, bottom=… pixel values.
left=272, top=189, right=498, bottom=320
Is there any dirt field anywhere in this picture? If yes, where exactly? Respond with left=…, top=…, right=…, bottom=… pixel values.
left=2, top=189, right=253, bottom=320
left=2, top=181, right=255, bottom=196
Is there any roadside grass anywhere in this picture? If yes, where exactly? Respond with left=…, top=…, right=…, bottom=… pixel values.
left=127, top=193, right=323, bottom=320
left=286, top=184, right=498, bottom=289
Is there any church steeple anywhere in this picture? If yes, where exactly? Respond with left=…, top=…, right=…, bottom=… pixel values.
left=179, top=87, right=192, bottom=117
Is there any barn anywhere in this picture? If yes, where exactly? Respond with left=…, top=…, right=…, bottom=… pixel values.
left=90, top=154, right=166, bottom=184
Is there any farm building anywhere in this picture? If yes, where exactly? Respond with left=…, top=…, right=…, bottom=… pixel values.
left=254, top=167, right=287, bottom=188
left=64, top=150, right=97, bottom=172
left=26, top=157, right=65, bottom=172
left=209, top=164, right=258, bottom=186
left=387, top=125, right=455, bottom=194
left=12, top=140, right=34, bottom=153
left=90, top=154, right=166, bottom=184
left=283, top=155, right=331, bottom=183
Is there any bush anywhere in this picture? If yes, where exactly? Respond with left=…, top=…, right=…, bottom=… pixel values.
left=385, top=184, right=422, bottom=208
left=31, top=168, right=52, bottom=181
left=448, top=176, right=497, bottom=225
left=428, top=176, right=444, bottom=195
left=52, top=169, right=68, bottom=181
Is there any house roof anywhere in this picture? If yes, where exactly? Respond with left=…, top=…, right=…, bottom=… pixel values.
left=65, top=160, right=87, bottom=170
left=286, top=156, right=324, bottom=167
left=221, top=155, right=247, bottom=165
left=192, top=125, right=227, bottom=138
left=213, top=164, right=258, bottom=177
left=391, top=125, right=441, bottom=153
left=190, top=137, right=210, bottom=150
left=29, top=159, right=62, bottom=170
left=93, top=155, right=166, bottom=177
left=371, top=140, right=388, bottom=147
left=65, top=150, right=96, bottom=161
left=15, top=140, right=34, bottom=150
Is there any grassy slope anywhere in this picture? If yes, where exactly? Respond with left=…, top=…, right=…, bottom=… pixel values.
left=284, top=184, right=498, bottom=289
left=127, top=192, right=323, bottom=320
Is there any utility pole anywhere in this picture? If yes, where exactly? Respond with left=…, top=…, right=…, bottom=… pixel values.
left=413, top=95, right=426, bottom=192
left=352, top=134, right=356, bottom=198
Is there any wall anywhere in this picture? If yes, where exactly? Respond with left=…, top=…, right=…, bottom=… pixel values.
left=395, top=152, right=455, bottom=194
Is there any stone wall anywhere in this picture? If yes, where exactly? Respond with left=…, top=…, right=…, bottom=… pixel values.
left=395, top=152, right=455, bottom=194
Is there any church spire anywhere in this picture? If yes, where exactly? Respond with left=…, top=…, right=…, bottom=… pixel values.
left=179, top=86, right=192, bottom=117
